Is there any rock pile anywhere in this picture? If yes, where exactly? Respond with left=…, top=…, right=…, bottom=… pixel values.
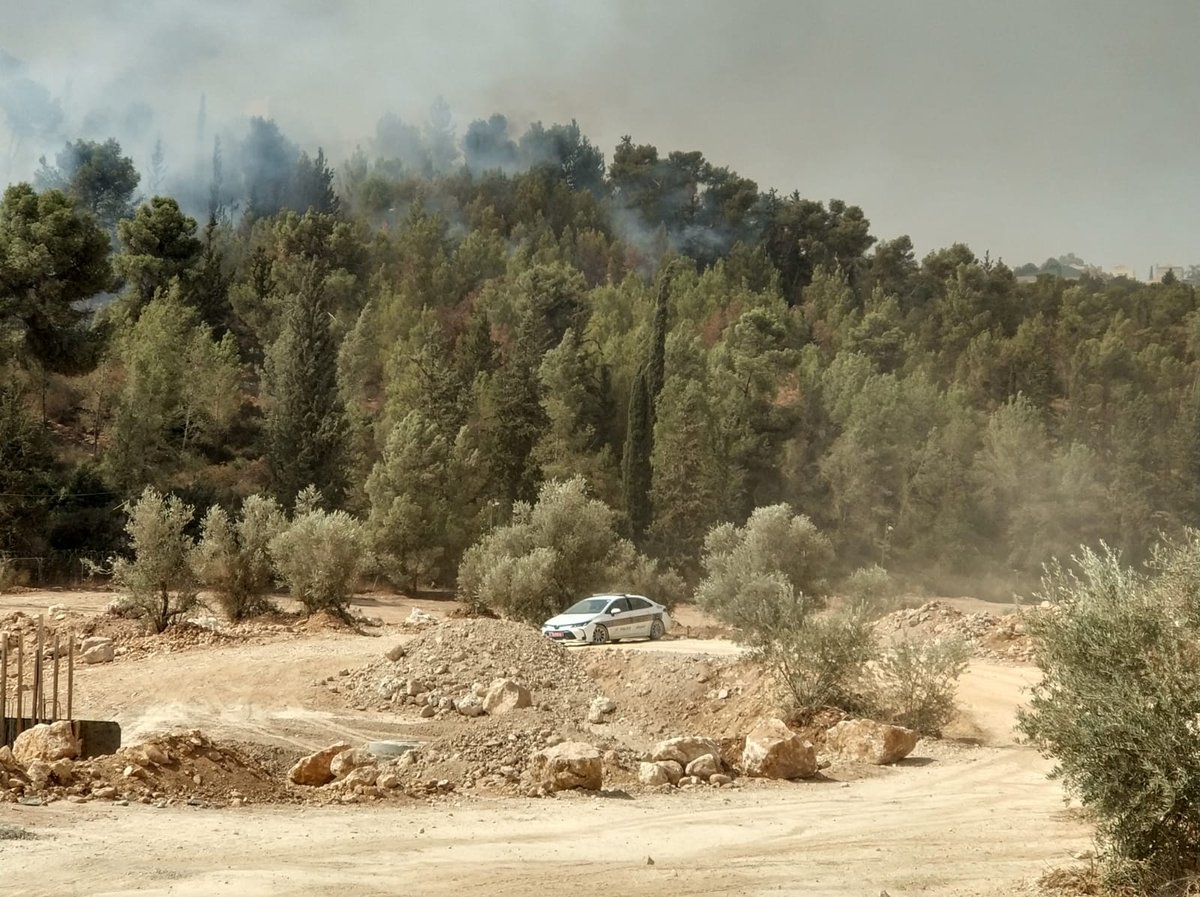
left=342, top=617, right=594, bottom=720
left=0, top=727, right=287, bottom=807
left=875, top=601, right=1034, bottom=662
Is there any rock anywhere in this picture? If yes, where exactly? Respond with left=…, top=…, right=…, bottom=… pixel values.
left=49, top=759, right=74, bottom=784
left=685, top=753, right=721, bottom=779
left=482, top=679, right=532, bottom=716
left=710, top=773, right=732, bottom=786
left=419, top=704, right=436, bottom=718
left=529, top=742, right=602, bottom=793
left=656, top=760, right=684, bottom=785
left=385, top=644, right=406, bottom=662
left=377, top=771, right=402, bottom=789
left=80, top=637, right=115, bottom=664
left=339, top=766, right=379, bottom=788
left=405, top=678, right=428, bottom=697
left=637, top=762, right=671, bottom=786
left=25, top=760, right=51, bottom=790
left=329, top=748, right=377, bottom=781
left=287, top=742, right=352, bottom=786
left=455, top=695, right=485, bottom=718
left=0, top=746, right=20, bottom=771
left=142, top=743, right=169, bottom=766
left=587, top=695, right=617, bottom=724
left=742, top=718, right=817, bottom=780
left=93, top=786, right=117, bottom=799
left=13, top=722, right=81, bottom=765
left=406, top=608, right=439, bottom=627
left=650, top=736, right=722, bottom=767
left=824, top=719, right=919, bottom=765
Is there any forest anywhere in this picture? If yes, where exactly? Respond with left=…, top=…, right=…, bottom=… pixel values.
left=1, top=110, right=1196, bottom=600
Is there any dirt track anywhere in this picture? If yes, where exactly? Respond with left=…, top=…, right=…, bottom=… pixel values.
left=0, top=590, right=1088, bottom=896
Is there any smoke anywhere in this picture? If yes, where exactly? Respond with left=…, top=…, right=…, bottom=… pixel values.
left=1, top=0, right=1198, bottom=270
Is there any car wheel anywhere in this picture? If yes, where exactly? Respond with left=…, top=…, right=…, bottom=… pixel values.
left=591, top=624, right=610, bottom=645
left=649, top=618, right=665, bottom=641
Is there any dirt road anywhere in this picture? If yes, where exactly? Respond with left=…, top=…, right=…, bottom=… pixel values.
left=5, top=744, right=1083, bottom=897
left=0, top=590, right=1085, bottom=896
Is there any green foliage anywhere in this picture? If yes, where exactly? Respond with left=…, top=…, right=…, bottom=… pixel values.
left=192, top=494, right=286, bottom=620
left=621, top=366, right=653, bottom=540
left=0, top=183, right=111, bottom=372
left=105, top=283, right=241, bottom=493
left=35, top=138, right=140, bottom=230
left=874, top=635, right=969, bottom=735
left=269, top=501, right=366, bottom=616
left=841, top=564, right=898, bottom=617
left=457, top=476, right=677, bottom=623
left=264, top=267, right=349, bottom=508
left=365, top=411, right=460, bottom=590
left=697, top=507, right=865, bottom=716
left=764, top=606, right=876, bottom=717
left=696, top=505, right=834, bottom=629
left=0, top=380, right=53, bottom=554
left=108, top=487, right=199, bottom=633
left=1018, top=539, right=1200, bottom=886
left=4, top=114, right=1200, bottom=609
left=114, top=196, right=203, bottom=313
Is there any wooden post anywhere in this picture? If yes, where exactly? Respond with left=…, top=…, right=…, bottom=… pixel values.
left=52, top=633, right=60, bottom=720
left=34, top=617, right=44, bottom=724
left=66, top=633, right=74, bottom=721
left=15, top=634, right=22, bottom=736
left=1, top=631, right=7, bottom=737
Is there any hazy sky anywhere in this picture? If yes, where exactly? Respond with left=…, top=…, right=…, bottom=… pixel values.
left=2, top=0, right=1197, bottom=273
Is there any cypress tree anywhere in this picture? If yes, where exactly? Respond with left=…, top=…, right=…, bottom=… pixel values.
left=622, top=263, right=676, bottom=543
left=265, top=266, right=348, bottom=508
left=622, top=365, right=653, bottom=541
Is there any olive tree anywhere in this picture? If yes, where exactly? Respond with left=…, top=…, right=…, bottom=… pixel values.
left=192, top=494, right=287, bottom=620
left=1019, top=537, right=1200, bottom=889
left=108, top=487, right=199, bottom=633
left=457, top=476, right=683, bottom=623
left=268, top=497, right=366, bottom=618
left=696, top=506, right=872, bottom=717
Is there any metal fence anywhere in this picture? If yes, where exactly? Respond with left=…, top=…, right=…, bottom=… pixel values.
left=0, top=552, right=111, bottom=588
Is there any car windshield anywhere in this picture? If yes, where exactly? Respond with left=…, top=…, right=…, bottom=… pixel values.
left=562, top=597, right=612, bottom=615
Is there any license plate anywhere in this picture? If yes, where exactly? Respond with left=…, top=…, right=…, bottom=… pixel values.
left=548, top=631, right=565, bottom=639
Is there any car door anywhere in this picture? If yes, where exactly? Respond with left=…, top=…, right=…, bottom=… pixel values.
left=624, top=596, right=654, bottom=638
left=606, top=597, right=635, bottom=639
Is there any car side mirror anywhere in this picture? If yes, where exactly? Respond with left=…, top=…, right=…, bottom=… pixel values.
left=609, top=607, right=622, bottom=614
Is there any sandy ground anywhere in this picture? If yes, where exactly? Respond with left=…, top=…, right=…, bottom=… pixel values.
left=0, top=590, right=1087, bottom=896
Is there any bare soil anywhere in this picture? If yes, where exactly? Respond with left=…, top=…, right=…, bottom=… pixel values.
left=0, top=589, right=1089, bottom=896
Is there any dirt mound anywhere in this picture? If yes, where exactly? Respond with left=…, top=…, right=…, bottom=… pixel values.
left=576, top=650, right=777, bottom=749
left=343, top=617, right=594, bottom=717
left=875, top=601, right=1033, bottom=662
left=3, top=730, right=291, bottom=807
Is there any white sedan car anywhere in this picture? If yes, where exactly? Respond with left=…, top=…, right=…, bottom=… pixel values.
left=541, top=594, right=671, bottom=645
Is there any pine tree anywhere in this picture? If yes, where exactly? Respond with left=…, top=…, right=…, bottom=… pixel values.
left=265, top=266, right=348, bottom=508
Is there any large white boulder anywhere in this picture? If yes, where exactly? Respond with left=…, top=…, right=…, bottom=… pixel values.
left=825, top=719, right=919, bottom=765
left=741, top=718, right=817, bottom=780
left=13, top=722, right=81, bottom=765
left=650, top=736, right=722, bottom=767
left=529, top=741, right=603, bottom=792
